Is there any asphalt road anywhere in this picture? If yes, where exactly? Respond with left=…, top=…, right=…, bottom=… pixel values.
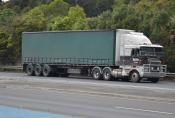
left=0, top=72, right=175, bottom=118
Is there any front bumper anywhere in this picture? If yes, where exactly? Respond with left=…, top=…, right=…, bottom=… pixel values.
left=143, top=72, right=166, bottom=78
left=142, top=64, right=167, bottom=78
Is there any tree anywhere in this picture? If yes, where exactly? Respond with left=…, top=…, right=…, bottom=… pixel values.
left=169, top=15, right=175, bottom=30
left=0, top=0, right=175, bottom=70
left=0, top=28, right=9, bottom=64
left=65, top=0, right=114, bottom=17
left=0, top=8, right=16, bottom=64
left=26, top=0, right=69, bottom=18
left=48, top=0, right=69, bottom=17
left=0, top=8, right=16, bottom=28
left=49, top=16, right=72, bottom=30
left=49, top=5, right=88, bottom=30
left=95, top=10, right=113, bottom=29
left=2, top=0, right=53, bottom=13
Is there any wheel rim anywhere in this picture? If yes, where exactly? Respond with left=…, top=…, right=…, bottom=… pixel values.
left=102, top=67, right=112, bottom=81
left=35, top=64, right=42, bottom=76
left=93, top=70, right=100, bottom=79
left=43, top=65, right=51, bottom=77
left=130, top=72, right=139, bottom=82
left=92, top=67, right=102, bottom=80
left=27, top=64, right=33, bottom=76
left=103, top=70, right=111, bottom=80
left=27, top=67, right=32, bottom=73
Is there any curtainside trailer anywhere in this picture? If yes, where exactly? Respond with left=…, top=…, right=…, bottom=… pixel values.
left=22, top=29, right=166, bottom=83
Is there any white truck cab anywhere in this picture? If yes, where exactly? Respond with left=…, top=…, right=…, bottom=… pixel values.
left=114, top=29, right=166, bottom=82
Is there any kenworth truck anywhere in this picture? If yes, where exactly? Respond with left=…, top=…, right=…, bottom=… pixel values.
left=22, top=29, right=167, bottom=83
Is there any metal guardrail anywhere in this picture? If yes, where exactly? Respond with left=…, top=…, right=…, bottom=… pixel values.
left=0, top=66, right=22, bottom=69
left=166, top=73, right=175, bottom=77
left=0, top=66, right=22, bottom=72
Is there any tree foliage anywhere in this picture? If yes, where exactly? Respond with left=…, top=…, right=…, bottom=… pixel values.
left=64, top=0, right=114, bottom=17
left=49, top=5, right=88, bottom=30
left=0, top=0, right=175, bottom=71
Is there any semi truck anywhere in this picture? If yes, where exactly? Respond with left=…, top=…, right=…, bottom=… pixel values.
left=22, top=29, right=167, bottom=83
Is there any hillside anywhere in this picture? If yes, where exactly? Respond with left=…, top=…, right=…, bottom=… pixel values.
left=0, top=0, right=175, bottom=71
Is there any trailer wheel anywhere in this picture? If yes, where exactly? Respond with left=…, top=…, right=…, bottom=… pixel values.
left=102, top=67, right=112, bottom=81
left=129, top=71, right=140, bottom=83
left=34, top=64, right=42, bottom=76
left=92, top=67, right=102, bottom=80
left=43, top=64, right=51, bottom=77
left=151, top=78, right=159, bottom=83
left=26, top=64, right=34, bottom=76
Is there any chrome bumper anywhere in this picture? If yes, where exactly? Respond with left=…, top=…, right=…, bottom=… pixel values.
left=143, top=64, right=167, bottom=78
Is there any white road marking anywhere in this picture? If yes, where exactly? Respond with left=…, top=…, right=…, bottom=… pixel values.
left=115, top=106, right=175, bottom=115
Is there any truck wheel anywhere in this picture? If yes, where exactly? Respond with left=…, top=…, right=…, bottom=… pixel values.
left=151, top=78, right=159, bottom=83
left=26, top=64, right=34, bottom=76
left=34, top=64, right=42, bottom=76
left=43, top=64, right=51, bottom=77
left=102, top=67, right=112, bottom=81
left=129, top=71, right=140, bottom=83
left=92, top=67, right=102, bottom=80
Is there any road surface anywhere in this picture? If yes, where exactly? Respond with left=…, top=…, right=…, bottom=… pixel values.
left=0, top=72, right=175, bottom=118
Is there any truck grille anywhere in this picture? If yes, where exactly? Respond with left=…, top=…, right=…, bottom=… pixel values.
left=143, top=64, right=167, bottom=78
left=150, top=66, right=160, bottom=72
left=143, top=64, right=166, bottom=73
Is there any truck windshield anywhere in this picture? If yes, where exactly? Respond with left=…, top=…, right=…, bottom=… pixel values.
left=140, top=47, right=164, bottom=57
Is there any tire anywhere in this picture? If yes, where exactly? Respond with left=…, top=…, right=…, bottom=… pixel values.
left=151, top=78, right=159, bottom=83
left=34, top=64, right=42, bottom=76
left=26, top=64, right=34, bottom=76
left=129, top=71, right=140, bottom=83
left=43, top=64, right=51, bottom=77
left=92, top=67, right=102, bottom=80
left=102, top=67, right=112, bottom=81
